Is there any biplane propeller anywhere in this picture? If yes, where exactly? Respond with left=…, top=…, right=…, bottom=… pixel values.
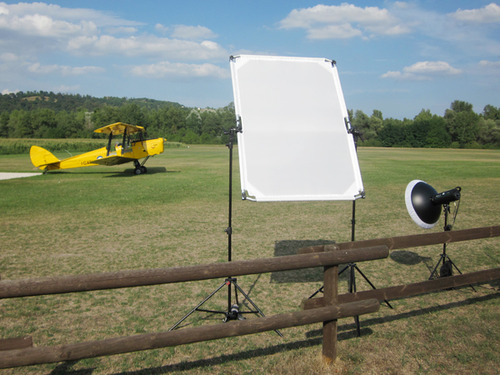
left=30, top=122, right=165, bottom=175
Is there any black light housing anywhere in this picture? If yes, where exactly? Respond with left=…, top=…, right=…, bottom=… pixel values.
left=431, top=187, right=461, bottom=206
left=405, top=180, right=461, bottom=229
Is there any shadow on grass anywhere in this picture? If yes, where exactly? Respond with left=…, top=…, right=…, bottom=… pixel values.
left=271, top=239, right=337, bottom=284
left=50, top=361, right=94, bottom=375
left=49, top=292, right=499, bottom=375
left=390, top=250, right=433, bottom=266
left=270, top=240, right=372, bottom=294
left=41, top=167, right=175, bottom=178
left=305, top=291, right=500, bottom=338
left=106, top=167, right=171, bottom=178
left=104, top=329, right=372, bottom=375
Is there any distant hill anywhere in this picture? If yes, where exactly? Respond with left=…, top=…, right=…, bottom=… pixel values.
left=0, top=91, right=183, bottom=113
left=0, top=91, right=235, bottom=144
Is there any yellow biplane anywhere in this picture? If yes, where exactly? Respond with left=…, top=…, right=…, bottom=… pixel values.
left=30, top=122, right=165, bottom=175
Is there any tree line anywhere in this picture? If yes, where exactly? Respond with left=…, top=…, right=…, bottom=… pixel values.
left=350, top=101, right=500, bottom=149
left=0, top=91, right=235, bottom=144
left=1, top=91, right=499, bottom=148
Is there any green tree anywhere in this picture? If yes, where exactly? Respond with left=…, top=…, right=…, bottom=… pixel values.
left=91, top=106, right=120, bottom=129
left=0, top=111, right=9, bottom=137
left=411, top=110, right=450, bottom=148
left=8, top=110, right=32, bottom=137
left=483, top=105, right=500, bottom=120
left=183, top=129, right=201, bottom=144
left=477, top=117, right=500, bottom=147
left=425, top=116, right=451, bottom=148
left=186, top=109, right=202, bottom=135
left=369, top=110, right=384, bottom=139
left=119, top=103, right=146, bottom=126
left=479, top=105, right=500, bottom=147
left=444, top=101, right=480, bottom=147
left=378, top=118, right=413, bottom=147
left=55, top=110, right=86, bottom=138
left=350, top=110, right=372, bottom=142
left=200, top=110, right=223, bottom=143
left=31, top=108, right=58, bottom=138
left=450, top=100, right=473, bottom=113
left=165, top=106, right=187, bottom=139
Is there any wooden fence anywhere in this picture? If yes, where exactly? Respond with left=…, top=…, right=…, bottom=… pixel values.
left=0, top=225, right=499, bottom=369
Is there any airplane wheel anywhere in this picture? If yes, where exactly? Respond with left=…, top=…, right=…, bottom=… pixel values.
left=141, top=166, right=147, bottom=174
left=134, top=167, right=142, bottom=175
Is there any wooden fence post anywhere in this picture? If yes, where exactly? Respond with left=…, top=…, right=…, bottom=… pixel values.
left=322, top=261, right=338, bottom=363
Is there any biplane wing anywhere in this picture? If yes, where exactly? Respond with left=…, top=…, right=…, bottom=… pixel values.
left=94, top=122, right=145, bottom=136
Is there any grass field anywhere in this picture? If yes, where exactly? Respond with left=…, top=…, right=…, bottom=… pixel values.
left=0, top=146, right=499, bottom=374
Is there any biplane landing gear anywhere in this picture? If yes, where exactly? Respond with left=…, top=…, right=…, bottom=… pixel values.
left=133, top=160, right=148, bottom=175
left=134, top=166, right=147, bottom=175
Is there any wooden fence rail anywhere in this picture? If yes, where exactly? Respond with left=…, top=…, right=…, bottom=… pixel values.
left=0, top=246, right=388, bottom=299
left=299, top=225, right=500, bottom=254
left=303, top=267, right=500, bottom=310
left=0, top=299, right=379, bottom=368
left=0, top=225, right=499, bottom=369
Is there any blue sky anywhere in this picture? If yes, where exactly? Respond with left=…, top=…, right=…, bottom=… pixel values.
left=0, top=1, right=499, bottom=119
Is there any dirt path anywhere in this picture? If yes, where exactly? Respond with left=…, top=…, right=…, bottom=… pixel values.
left=0, top=172, right=42, bottom=180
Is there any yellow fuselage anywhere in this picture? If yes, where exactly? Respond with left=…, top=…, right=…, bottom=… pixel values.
left=31, top=138, right=165, bottom=171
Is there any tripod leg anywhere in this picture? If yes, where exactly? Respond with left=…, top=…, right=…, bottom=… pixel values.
left=353, top=265, right=393, bottom=309
left=429, top=254, right=445, bottom=280
left=446, top=256, right=463, bottom=275
left=233, top=281, right=284, bottom=337
left=169, top=280, right=227, bottom=331
left=446, top=256, right=477, bottom=292
left=338, top=264, right=349, bottom=276
left=308, top=285, right=324, bottom=299
left=233, top=279, right=239, bottom=305
left=308, top=264, right=349, bottom=299
left=348, top=265, right=361, bottom=337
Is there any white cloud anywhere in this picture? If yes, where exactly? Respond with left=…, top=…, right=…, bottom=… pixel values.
left=155, top=23, right=169, bottom=33
left=0, top=2, right=225, bottom=62
left=53, top=84, right=80, bottom=93
left=66, top=34, right=226, bottom=60
left=0, top=11, right=92, bottom=37
left=478, top=59, right=500, bottom=78
left=1, top=88, right=20, bottom=95
left=479, top=60, right=500, bottom=68
left=307, top=24, right=362, bottom=40
left=171, top=25, right=217, bottom=40
left=0, top=2, right=141, bottom=29
left=130, top=61, right=229, bottom=79
left=452, top=3, right=500, bottom=24
left=382, top=61, right=462, bottom=80
left=368, top=2, right=500, bottom=57
left=28, top=62, right=105, bottom=76
left=107, top=26, right=138, bottom=34
left=279, top=3, right=410, bottom=39
left=0, top=2, right=119, bottom=39
left=0, top=52, right=18, bottom=62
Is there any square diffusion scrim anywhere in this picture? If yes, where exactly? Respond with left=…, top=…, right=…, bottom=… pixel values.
left=230, top=55, right=364, bottom=202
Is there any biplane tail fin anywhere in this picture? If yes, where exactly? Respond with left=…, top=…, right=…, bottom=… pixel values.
left=30, top=146, right=60, bottom=170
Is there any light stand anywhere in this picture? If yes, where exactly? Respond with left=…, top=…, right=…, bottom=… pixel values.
left=405, top=182, right=475, bottom=290
left=428, top=200, right=474, bottom=292
left=169, top=124, right=282, bottom=335
left=308, top=125, right=392, bottom=337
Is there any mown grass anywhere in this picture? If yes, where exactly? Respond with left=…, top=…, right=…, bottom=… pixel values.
left=0, top=146, right=499, bottom=375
